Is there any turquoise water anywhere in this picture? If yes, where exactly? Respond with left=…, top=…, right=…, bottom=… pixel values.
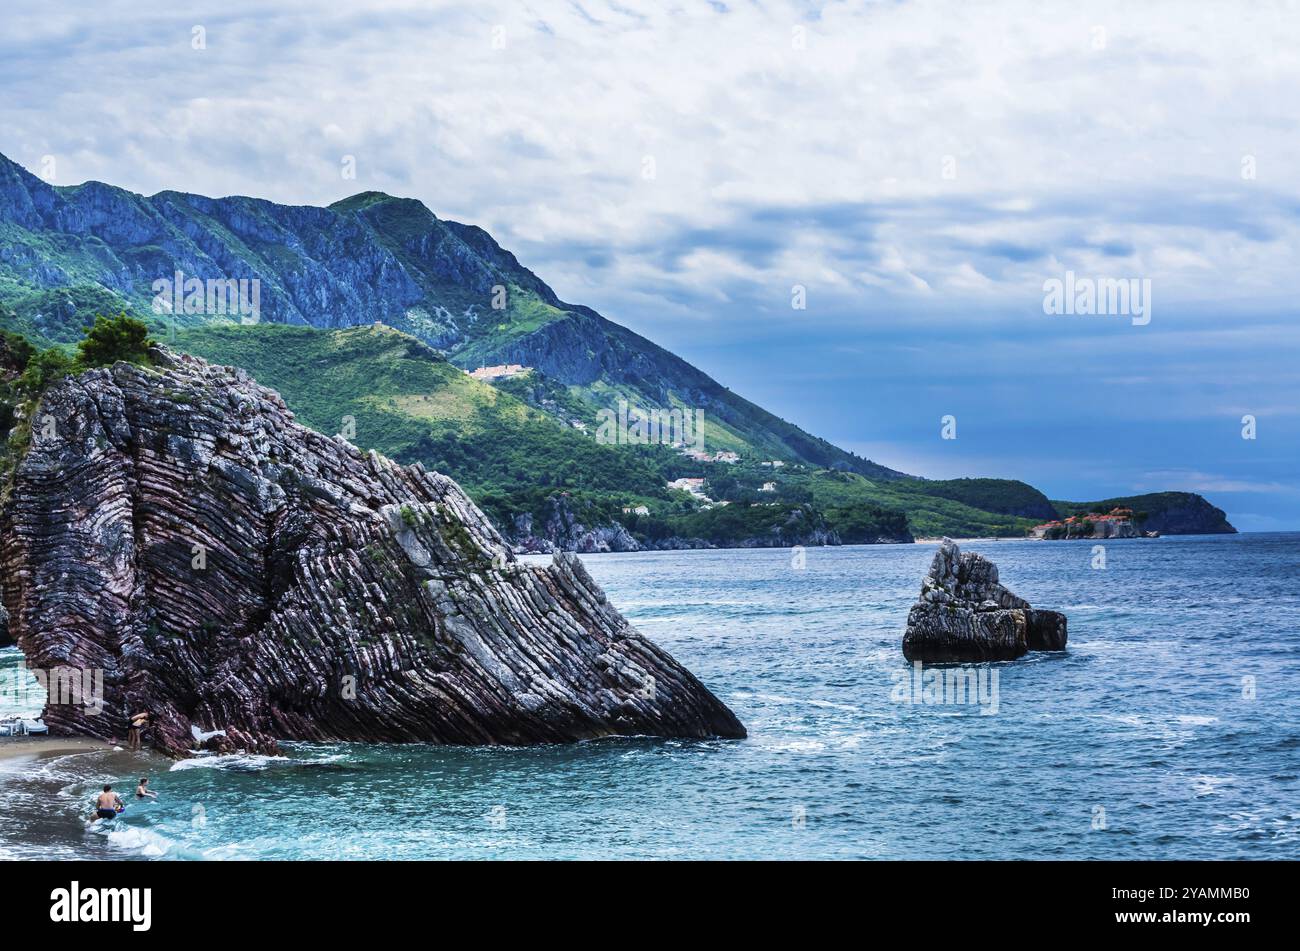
left=2, top=533, right=1297, bottom=860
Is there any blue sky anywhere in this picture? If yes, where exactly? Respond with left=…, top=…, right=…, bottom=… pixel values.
left=1, top=0, right=1296, bottom=528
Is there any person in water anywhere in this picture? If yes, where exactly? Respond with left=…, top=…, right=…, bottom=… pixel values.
left=135, top=777, right=157, bottom=800
left=93, top=785, right=123, bottom=821
left=127, top=711, right=150, bottom=751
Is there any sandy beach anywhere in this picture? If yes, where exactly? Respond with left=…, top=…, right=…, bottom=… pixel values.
left=0, top=737, right=114, bottom=762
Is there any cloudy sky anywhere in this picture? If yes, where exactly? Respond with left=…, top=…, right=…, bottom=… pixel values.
left=2, top=0, right=1297, bottom=528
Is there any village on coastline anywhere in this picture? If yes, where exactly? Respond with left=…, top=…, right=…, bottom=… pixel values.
left=913, top=507, right=1160, bottom=545
left=1028, top=506, right=1158, bottom=540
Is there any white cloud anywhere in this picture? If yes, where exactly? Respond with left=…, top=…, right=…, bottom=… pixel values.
left=1137, top=471, right=1300, bottom=495
left=1, top=0, right=1297, bottom=330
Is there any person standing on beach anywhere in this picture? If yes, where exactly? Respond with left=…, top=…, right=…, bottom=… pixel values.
left=135, top=777, right=157, bottom=800
left=92, top=785, right=123, bottom=821
left=127, top=711, right=149, bottom=751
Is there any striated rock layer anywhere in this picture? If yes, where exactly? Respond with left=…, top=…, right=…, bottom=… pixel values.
left=0, top=347, right=744, bottom=754
left=902, top=539, right=1067, bottom=662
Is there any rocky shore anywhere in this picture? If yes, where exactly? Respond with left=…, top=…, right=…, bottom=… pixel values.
left=0, top=347, right=745, bottom=756
left=509, top=528, right=847, bottom=555
left=503, top=492, right=863, bottom=553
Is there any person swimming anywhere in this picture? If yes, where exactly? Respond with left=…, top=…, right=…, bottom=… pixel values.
left=135, top=777, right=157, bottom=800
left=92, top=784, right=124, bottom=821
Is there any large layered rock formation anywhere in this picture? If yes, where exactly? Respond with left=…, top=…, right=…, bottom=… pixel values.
left=0, top=347, right=744, bottom=754
left=902, top=540, right=1067, bottom=662
left=0, top=332, right=24, bottom=648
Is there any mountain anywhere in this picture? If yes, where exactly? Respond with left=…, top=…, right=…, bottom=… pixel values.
left=0, top=152, right=1235, bottom=545
left=0, top=152, right=904, bottom=479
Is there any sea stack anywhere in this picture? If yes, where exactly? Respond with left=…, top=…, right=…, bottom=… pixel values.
left=0, top=347, right=745, bottom=755
left=902, top=539, right=1067, bottom=662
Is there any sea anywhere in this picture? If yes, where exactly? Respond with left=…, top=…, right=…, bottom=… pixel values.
left=1, top=533, right=1297, bottom=860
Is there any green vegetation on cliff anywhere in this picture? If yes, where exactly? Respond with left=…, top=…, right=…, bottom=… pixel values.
left=795, top=470, right=1040, bottom=539
left=911, top=478, right=1056, bottom=520
left=75, top=314, right=155, bottom=371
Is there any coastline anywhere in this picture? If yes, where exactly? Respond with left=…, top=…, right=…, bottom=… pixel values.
left=0, top=535, right=1293, bottom=860
left=913, top=536, right=1015, bottom=544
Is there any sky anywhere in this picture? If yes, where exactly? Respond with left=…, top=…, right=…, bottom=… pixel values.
left=1, top=0, right=1297, bottom=528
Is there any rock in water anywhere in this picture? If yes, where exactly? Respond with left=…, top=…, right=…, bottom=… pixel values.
left=902, top=539, right=1067, bottom=662
left=0, top=348, right=745, bottom=754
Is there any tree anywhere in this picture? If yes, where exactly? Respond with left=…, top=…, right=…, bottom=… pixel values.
left=74, top=314, right=155, bottom=371
left=17, top=347, right=73, bottom=395
left=0, top=329, right=35, bottom=372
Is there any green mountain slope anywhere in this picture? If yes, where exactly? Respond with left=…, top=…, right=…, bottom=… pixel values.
left=174, top=323, right=671, bottom=495
left=172, top=323, right=1234, bottom=544
left=171, top=323, right=915, bottom=547
left=0, top=151, right=904, bottom=480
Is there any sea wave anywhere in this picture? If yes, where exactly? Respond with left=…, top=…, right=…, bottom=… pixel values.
left=85, top=817, right=208, bottom=860
left=738, top=692, right=866, bottom=714
left=169, top=749, right=353, bottom=772
left=169, top=753, right=292, bottom=772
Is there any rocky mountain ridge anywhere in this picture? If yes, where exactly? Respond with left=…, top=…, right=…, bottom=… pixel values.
left=0, top=151, right=904, bottom=480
